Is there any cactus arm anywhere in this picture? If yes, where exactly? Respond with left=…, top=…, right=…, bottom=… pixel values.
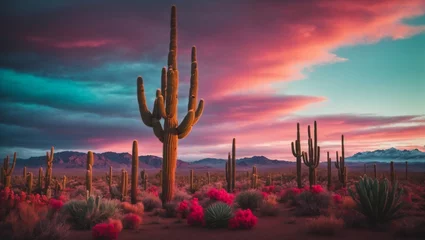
left=161, top=67, right=167, bottom=100
left=137, top=76, right=154, bottom=127
left=6, top=152, right=17, bottom=175
left=152, top=120, right=164, bottom=142
left=314, top=146, right=320, bottom=168
left=302, top=151, right=308, bottom=165
left=156, top=94, right=167, bottom=119
left=193, top=99, right=204, bottom=125
left=177, top=110, right=195, bottom=139
left=188, top=46, right=198, bottom=112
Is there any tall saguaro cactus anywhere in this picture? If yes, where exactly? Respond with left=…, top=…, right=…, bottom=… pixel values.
left=291, top=123, right=303, bottom=188
left=251, top=166, right=258, bottom=189
left=302, top=121, right=320, bottom=188
left=334, top=135, right=347, bottom=187
left=131, top=140, right=139, bottom=204
left=136, top=6, right=204, bottom=205
left=86, top=151, right=94, bottom=196
left=231, top=138, right=236, bottom=191
left=327, top=152, right=331, bottom=190
left=26, top=172, right=33, bottom=194
left=2, top=153, right=17, bottom=187
left=225, top=139, right=236, bottom=193
left=44, top=147, right=54, bottom=192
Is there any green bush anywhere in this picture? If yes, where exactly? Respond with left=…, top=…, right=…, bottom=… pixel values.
left=204, top=202, right=233, bottom=228
left=235, top=190, right=263, bottom=210
left=349, top=175, right=404, bottom=225
left=61, top=196, right=120, bottom=229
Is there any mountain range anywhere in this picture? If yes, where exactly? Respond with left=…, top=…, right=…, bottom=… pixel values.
left=10, top=148, right=425, bottom=168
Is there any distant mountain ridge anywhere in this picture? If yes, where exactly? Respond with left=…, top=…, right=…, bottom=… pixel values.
left=347, top=148, right=425, bottom=161
left=14, top=151, right=290, bottom=169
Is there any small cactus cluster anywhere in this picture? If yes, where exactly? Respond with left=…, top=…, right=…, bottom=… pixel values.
left=335, top=135, right=348, bottom=187
left=225, top=138, right=236, bottom=192
left=1, top=152, right=17, bottom=187
left=251, top=166, right=258, bottom=189
left=302, top=121, right=320, bottom=188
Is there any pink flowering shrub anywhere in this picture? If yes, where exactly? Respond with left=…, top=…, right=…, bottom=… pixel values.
left=278, top=187, right=303, bottom=204
left=207, top=188, right=234, bottom=205
left=107, top=218, right=123, bottom=233
left=228, top=209, right=258, bottom=230
left=0, top=188, right=49, bottom=221
left=147, top=186, right=159, bottom=197
left=187, top=198, right=205, bottom=226
left=177, top=200, right=190, bottom=219
left=92, top=223, right=120, bottom=240
left=311, top=185, right=324, bottom=194
left=122, top=213, right=142, bottom=229
left=49, top=198, right=64, bottom=211
left=333, top=194, right=343, bottom=204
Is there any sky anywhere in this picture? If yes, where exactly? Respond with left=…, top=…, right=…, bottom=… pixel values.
left=0, top=0, right=424, bottom=161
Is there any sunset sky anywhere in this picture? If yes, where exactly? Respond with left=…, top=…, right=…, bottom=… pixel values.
left=1, top=0, right=424, bottom=161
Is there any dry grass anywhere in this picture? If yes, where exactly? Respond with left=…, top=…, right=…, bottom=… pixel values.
left=305, top=216, right=344, bottom=236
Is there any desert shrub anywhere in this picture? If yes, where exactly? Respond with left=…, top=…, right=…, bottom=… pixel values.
left=177, top=200, right=190, bottom=218
left=61, top=196, right=120, bottom=230
left=207, top=188, right=234, bottom=205
left=2, top=201, right=70, bottom=240
left=122, top=213, right=142, bottom=229
left=107, top=218, right=123, bottom=233
left=204, top=202, right=234, bottom=228
left=120, top=202, right=144, bottom=216
left=140, top=193, right=162, bottom=211
left=235, top=189, right=263, bottom=210
left=187, top=198, right=204, bottom=226
left=294, top=186, right=331, bottom=216
left=278, top=187, right=302, bottom=204
left=173, top=189, right=192, bottom=202
left=228, top=209, right=257, bottom=230
left=305, top=216, right=344, bottom=236
left=92, top=222, right=121, bottom=240
left=349, top=175, right=404, bottom=225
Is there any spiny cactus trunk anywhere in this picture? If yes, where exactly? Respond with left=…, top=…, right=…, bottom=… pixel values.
left=405, top=161, right=408, bottom=180
left=327, top=152, right=331, bottom=190
left=189, top=169, right=194, bottom=192
left=26, top=172, right=33, bottom=194
left=44, top=147, right=54, bottom=193
left=131, top=140, right=139, bottom=204
left=231, top=138, right=236, bottom=191
left=373, top=164, right=377, bottom=178
left=23, top=167, right=27, bottom=179
left=162, top=120, right=178, bottom=204
left=390, top=161, right=395, bottom=185
left=226, top=152, right=232, bottom=192
left=86, top=151, right=94, bottom=196
left=291, top=123, right=303, bottom=188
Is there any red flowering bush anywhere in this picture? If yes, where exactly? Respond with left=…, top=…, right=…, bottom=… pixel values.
left=92, top=223, right=119, bottom=240
left=107, top=218, right=123, bottom=233
left=0, top=188, right=49, bottom=221
left=262, top=186, right=276, bottom=194
left=49, top=198, right=64, bottom=211
left=187, top=198, right=205, bottom=226
left=278, top=187, right=303, bottom=204
left=332, top=194, right=343, bottom=204
left=177, top=200, right=190, bottom=218
left=147, top=186, right=159, bottom=197
left=310, top=185, right=324, bottom=194
left=207, top=188, right=234, bottom=205
left=261, top=192, right=269, bottom=199
left=122, top=213, right=142, bottom=229
left=228, top=209, right=258, bottom=230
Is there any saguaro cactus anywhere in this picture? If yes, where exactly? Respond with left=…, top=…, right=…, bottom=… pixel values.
left=141, top=169, right=148, bottom=190
left=405, top=161, right=408, bottom=180
left=231, top=138, right=236, bottom=191
left=106, top=166, right=113, bottom=188
left=136, top=5, right=204, bottom=205
left=302, top=121, right=320, bottom=188
left=2, top=153, right=17, bottom=187
left=23, top=166, right=27, bottom=179
left=327, top=152, right=332, bottom=189
left=38, top=167, right=43, bottom=190
left=373, top=164, right=377, bottom=178
left=86, top=151, right=94, bottom=196
left=251, top=166, right=258, bottom=189
left=131, top=140, right=139, bottom=204
left=291, top=122, right=303, bottom=188
left=334, top=135, right=347, bottom=187
left=189, top=169, right=194, bottom=192
left=206, top=171, right=210, bottom=184
left=26, top=172, right=33, bottom=194
left=44, top=147, right=54, bottom=192
left=390, top=161, right=395, bottom=184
